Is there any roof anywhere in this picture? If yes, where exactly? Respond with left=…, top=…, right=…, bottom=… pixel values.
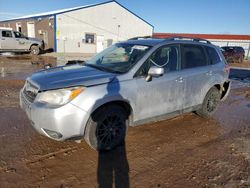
left=0, top=1, right=153, bottom=27
left=154, top=33, right=250, bottom=41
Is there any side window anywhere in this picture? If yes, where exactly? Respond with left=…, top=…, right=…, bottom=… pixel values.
left=206, top=47, right=221, bottom=65
left=2, top=30, right=13, bottom=38
left=14, top=31, right=22, bottom=38
left=182, top=45, right=208, bottom=69
left=85, top=33, right=95, bottom=44
left=136, top=45, right=179, bottom=76
left=149, top=45, right=179, bottom=71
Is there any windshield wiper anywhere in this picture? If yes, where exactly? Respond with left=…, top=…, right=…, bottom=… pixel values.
left=85, top=63, right=107, bottom=72
left=85, top=63, right=123, bottom=74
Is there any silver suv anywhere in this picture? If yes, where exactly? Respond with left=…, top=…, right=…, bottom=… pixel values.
left=20, top=37, right=231, bottom=150
left=0, top=29, right=44, bottom=55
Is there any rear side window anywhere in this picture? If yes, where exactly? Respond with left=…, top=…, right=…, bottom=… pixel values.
left=2, top=30, right=12, bottom=38
left=206, top=46, right=221, bottom=65
left=182, top=45, right=207, bottom=69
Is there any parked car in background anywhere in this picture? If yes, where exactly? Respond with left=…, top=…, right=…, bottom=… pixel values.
left=0, top=29, right=44, bottom=55
left=221, top=46, right=245, bottom=63
left=20, top=37, right=231, bottom=151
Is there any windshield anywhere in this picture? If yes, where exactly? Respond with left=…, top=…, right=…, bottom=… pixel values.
left=85, top=43, right=151, bottom=73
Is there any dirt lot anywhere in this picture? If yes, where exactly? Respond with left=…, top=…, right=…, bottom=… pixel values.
left=0, top=55, right=250, bottom=188
left=230, top=60, right=250, bottom=69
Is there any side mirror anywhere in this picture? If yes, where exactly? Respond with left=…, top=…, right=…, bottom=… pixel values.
left=145, top=66, right=164, bottom=82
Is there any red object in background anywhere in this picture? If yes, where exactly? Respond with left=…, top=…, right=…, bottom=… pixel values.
left=153, top=33, right=250, bottom=40
left=221, top=46, right=245, bottom=63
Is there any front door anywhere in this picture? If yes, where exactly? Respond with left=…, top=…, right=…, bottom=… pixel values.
left=13, top=31, right=29, bottom=50
left=96, top=35, right=104, bottom=53
left=134, top=44, right=184, bottom=122
left=27, top=22, right=35, bottom=38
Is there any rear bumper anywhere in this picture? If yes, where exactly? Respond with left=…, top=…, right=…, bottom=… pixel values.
left=20, top=89, right=90, bottom=141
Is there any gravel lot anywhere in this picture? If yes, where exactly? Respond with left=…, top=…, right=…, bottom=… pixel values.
left=0, top=55, right=250, bottom=188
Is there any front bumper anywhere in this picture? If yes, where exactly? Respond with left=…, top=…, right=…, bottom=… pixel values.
left=20, top=89, right=90, bottom=141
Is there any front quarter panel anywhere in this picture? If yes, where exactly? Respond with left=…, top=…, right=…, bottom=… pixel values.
left=70, top=78, right=136, bottom=120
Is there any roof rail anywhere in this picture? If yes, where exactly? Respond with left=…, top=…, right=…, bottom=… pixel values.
left=166, top=36, right=211, bottom=44
left=128, top=36, right=153, bottom=40
left=127, top=35, right=211, bottom=44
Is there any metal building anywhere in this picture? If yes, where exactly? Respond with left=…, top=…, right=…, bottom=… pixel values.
left=0, top=1, right=153, bottom=54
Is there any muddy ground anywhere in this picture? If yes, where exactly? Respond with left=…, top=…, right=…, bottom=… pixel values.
left=0, top=55, right=250, bottom=188
left=230, top=60, right=250, bottom=68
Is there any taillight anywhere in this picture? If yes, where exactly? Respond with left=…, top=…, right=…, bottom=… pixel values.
left=224, top=64, right=230, bottom=73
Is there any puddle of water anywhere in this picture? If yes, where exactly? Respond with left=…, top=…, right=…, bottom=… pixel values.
left=0, top=55, right=91, bottom=80
left=230, top=79, right=250, bottom=89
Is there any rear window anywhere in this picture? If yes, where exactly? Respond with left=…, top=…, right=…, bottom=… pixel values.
left=206, top=46, right=221, bottom=65
left=182, top=44, right=208, bottom=69
left=235, top=47, right=244, bottom=53
left=2, top=30, right=12, bottom=38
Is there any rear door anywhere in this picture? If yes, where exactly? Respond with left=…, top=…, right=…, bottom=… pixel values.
left=0, top=30, right=16, bottom=50
left=180, top=44, right=212, bottom=109
left=134, top=44, right=184, bottom=121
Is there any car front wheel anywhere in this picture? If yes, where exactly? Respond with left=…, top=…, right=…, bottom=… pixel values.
left=30, top=45, right=40, bottom=55
left=84, top=104, right=128, bottom=151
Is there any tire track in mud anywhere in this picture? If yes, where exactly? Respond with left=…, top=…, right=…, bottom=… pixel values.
left=25, top=146, right=79, bottom=165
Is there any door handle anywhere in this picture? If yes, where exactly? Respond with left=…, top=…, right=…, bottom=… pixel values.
left=16, top=39, right=19, bottom=41
left=1, top=38, right=5, bottom=40
left=176, top=77, right=184, bottom=83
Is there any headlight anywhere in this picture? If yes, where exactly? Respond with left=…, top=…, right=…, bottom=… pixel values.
left=35, top=87, right=84, bottom=107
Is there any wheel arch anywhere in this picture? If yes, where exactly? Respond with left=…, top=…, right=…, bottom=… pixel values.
left=203, top=80, right=231, bottom=102
left=82, top=99, right=134, bottom=141
left=91, top=100, right=133, bottom=123
left=29, top=43, right=39, bottom=50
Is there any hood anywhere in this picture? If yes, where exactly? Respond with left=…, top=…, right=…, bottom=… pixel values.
left=28, top=37, right=42, bottom=43
left=28, top=64, right=116, bottom=91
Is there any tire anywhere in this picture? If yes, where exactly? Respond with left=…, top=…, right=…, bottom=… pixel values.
left=84, top=104, right=128, bottom=151
left=30, top=45, right=40, bottom=55
left=196, top=87, right=220, bottom=118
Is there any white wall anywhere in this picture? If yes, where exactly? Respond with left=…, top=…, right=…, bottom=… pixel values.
left=56, top=2, right=153, bottom=53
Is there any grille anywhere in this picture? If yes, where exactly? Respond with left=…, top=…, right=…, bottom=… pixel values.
left=23, top=81, right=38, bottom=103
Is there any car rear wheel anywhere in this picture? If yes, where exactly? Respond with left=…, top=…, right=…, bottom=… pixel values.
left=30, top=45, right=40, bottom=55
left=84, top=104, right=128, bottom=151
left=196, top=87, right=220, bottom=118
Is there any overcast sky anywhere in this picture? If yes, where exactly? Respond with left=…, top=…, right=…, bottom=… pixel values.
left=0, top=0, right=249, bottom=34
